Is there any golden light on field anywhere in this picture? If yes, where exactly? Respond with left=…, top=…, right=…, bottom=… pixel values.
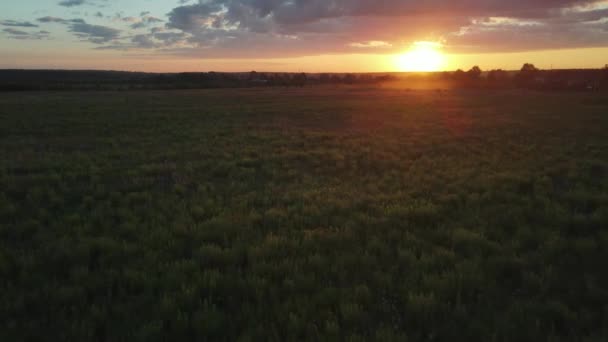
left=396, top=41, right=445, bottom=72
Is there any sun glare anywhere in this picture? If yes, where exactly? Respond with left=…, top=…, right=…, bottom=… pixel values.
left=396, top=41, right=445, bottom=72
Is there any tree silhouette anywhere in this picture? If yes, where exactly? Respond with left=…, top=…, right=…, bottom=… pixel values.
left=516, top=63, right=540, bottom=87
left=467, top=66, right=482, bottom=80
left=487, top=69, right=508, bottom=83
left=453, top=69, right=466, bottom=81
left=343, top=74, right=356, bottom=84
left=521, top=63, right=539, bottom=73
left=293, top=73, right=308, bottom=87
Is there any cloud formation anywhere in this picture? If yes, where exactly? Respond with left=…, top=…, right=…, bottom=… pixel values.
left=4, top=0, right=608, bottom=58
left=0, top=20, right=38, bottom=28
left=2, top=27, right=50, bottom=40
left=70, top=22, right=120, bottom=43
left=58, top=0, right=86, bottom=7
left=37, top=16, right=85, bottom=24
left=143, top=0, right=605, bottom=56
left=37, top=16, right=119, bottom=44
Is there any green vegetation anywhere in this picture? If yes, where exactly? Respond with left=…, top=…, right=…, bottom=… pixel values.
left=1, top=86, right=607, bottom=341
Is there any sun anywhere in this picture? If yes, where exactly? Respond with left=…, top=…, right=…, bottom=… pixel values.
left=396, top=41, right=445, bottom=72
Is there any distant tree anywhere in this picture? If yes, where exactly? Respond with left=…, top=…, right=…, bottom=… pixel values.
left=359, top=74, right=373, bottom=83
left=516, top=63, right=540, bottom=87
left=439, top=71, right=452, bottom=80
left=269, top=74, right=284, bottom=87
left=452, top=69, right=466, bottom=81
left=343, top=74, right=356, bottom=84
left=375, top=75, right=395, bottom=82
left=521, top=63, right=539, bottom=73
left=248, top=71, right=258, bottom=81
left=487, top=69, right=509, bottom=83
left=293, top=73, right=308, bottom=87
left=467, top=66, right=482, bottom=80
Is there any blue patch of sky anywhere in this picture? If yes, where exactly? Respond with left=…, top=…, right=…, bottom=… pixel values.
left=1, top=0, right=180, bottom=46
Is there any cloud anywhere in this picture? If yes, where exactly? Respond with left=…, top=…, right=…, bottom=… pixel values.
left=2, top=28, right=50, bottom=40
left=35, top=15, right=118, bottom=43
left=37, top=16, right=85, bottom=24
left=70, top=21, right=121, bottom=43
left=448, top=11, right=608, bottom=52
left=166, top=2, right=224, bottom=31
left=10, top=0, right=608, bottom=58
left=3, top=28, right=29, bottom=36
left=58, top=0, right=86, bottom=7
left=127, top=15, right=164, bottom=29
left=37, top=16, right=68, bottom=23
left=95, top=29, right=190, bottom=50
left=154, top=0, right=608, bottom=57
left=0, top=20, right=38, bottom=28
left=349, top=41, right=393, bottom=49
left=165, top=0, right=602, bottom=31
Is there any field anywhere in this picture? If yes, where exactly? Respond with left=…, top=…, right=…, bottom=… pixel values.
left=1, top=86, right=607, bottom=341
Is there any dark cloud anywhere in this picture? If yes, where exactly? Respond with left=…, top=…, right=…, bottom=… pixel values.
left=58, top=0, right=86, bottom=7
left=37, top=16, right=85, bottom=24
left=70, top=21, right=121, bottom=43
left=10, top=0, right=608, bottom=57
left=37, top=16, right=68, bottom=23
left=131, top=33, right=157, bottom=48
left=448, top=11, right=608, bottom=52
left=95, top=29, right=190, bottom=50
left=129, top=15, right=164, bottom=29
left=56, top=0, right=110, bottom=7
left=3, top=28, right=29, bottom=35
left=154, top=0, right=608, bottom=56
left=166, top=0, right=602, bottom=30
left=2, top=28, right=50, bottom=40
left=167, top=2, right=224, bottom=31
left=0, top=20, right=38, bottom=28
left=35, top=15, right=120, bottom=43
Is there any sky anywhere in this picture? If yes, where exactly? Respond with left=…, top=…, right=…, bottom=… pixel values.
left=1, top=0, right=608, bottom=72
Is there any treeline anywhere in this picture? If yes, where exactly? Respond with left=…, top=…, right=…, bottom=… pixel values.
left=0, top=70, right=396, bottom=91
left=1, top=66, right=607, bottom=91
left=438, top=64, right=608, bottom=91
left=244, top=71, right=397, bottom=87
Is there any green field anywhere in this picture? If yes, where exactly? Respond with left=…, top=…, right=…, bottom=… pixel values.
left=1, top=87, right=607, bottom=341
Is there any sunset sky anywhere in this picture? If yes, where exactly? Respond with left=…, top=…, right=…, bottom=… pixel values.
left=1, top=0, right=608, bottom=72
